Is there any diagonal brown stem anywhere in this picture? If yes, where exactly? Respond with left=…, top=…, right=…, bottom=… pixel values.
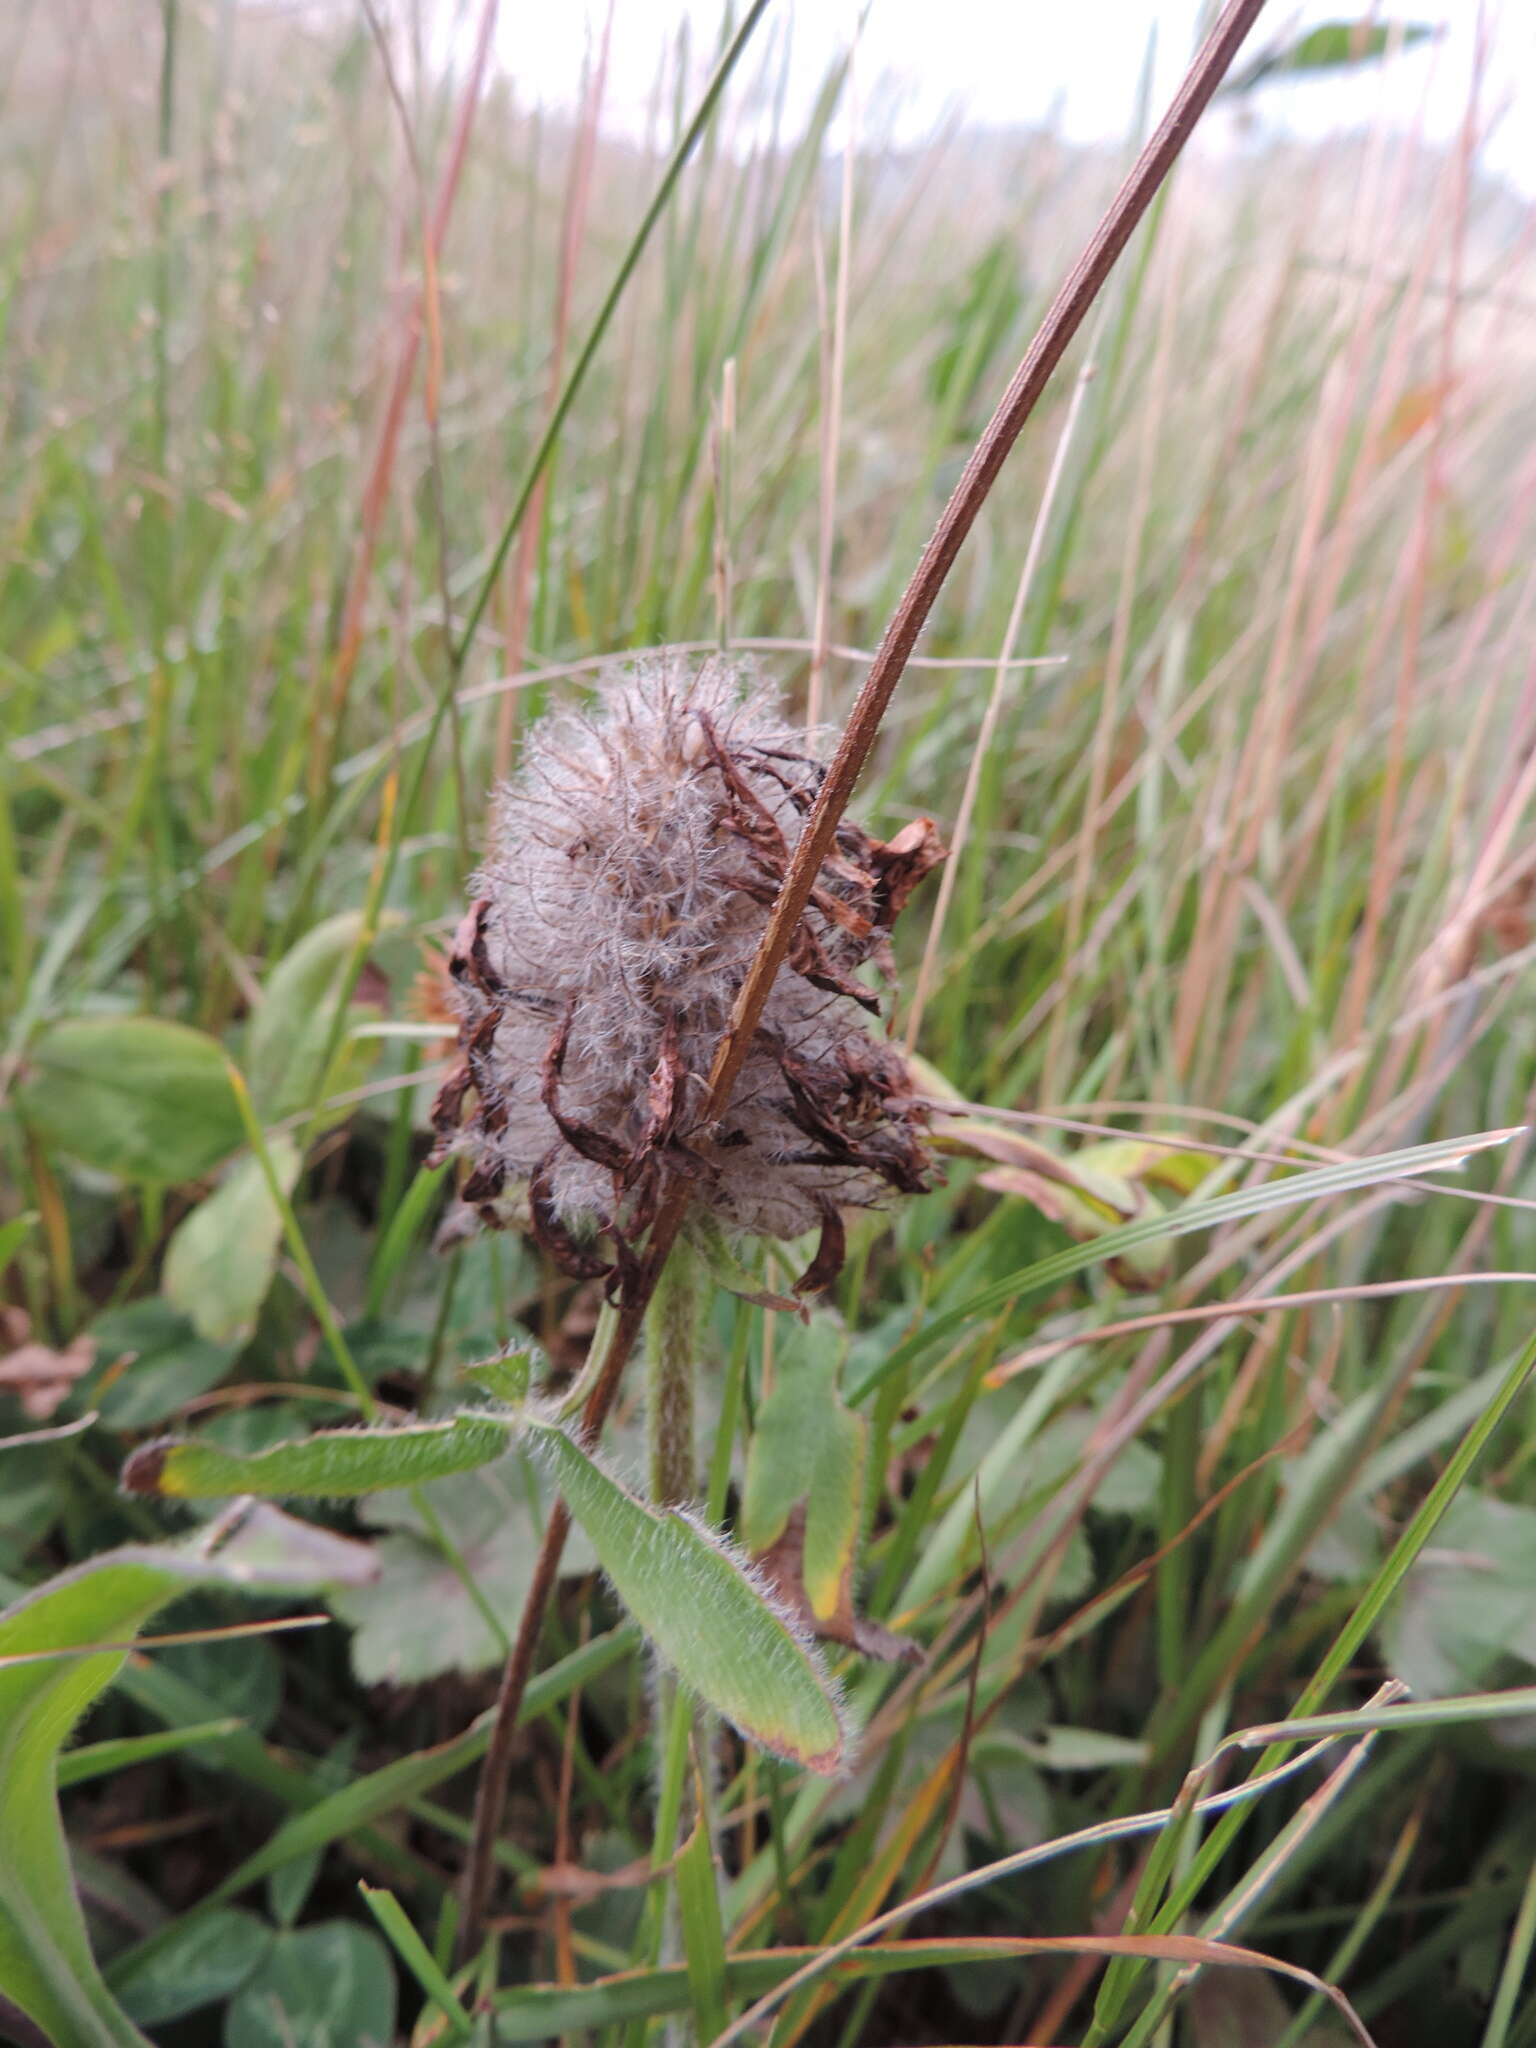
left=456, top=0, right=1269, bottom=1959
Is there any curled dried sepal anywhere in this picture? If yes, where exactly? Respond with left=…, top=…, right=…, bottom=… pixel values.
left=428, top=658, right=944, bottom=1281
left=754, top=1504, right=922, bottom=1667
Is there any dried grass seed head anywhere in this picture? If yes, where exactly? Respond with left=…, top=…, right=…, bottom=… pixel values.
left=429, top=655, right=945, bottom=1269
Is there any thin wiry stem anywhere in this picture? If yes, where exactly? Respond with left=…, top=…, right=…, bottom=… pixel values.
left=455, top=0, right=1269, bottom=1959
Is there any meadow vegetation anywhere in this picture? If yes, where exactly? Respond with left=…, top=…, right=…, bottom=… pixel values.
left=4, top=3, right=1536, bottom=2042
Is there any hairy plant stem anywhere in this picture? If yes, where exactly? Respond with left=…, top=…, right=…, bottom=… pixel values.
left=645, top=1237, right=701, bottom=1510
left=456, top=0, right=1267, bottom=1959
left=644, top=1243, right=708, bottom=2048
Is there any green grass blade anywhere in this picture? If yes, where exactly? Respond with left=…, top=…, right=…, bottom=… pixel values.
left=359, top=1884, right=473, bottom=2040
left=853, top=1128, right=1519, bottom=1398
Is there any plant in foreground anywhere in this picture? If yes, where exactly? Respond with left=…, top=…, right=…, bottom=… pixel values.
left=126, top=659, right=948, bottom=1885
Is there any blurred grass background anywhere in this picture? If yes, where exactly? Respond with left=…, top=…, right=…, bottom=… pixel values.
left=7, top=1, right=1536, bottom=2042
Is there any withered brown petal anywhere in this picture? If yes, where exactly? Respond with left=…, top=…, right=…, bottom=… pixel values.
left=867, top=815, right=948, bottom=925
left=541, top=1005, right=632, bottom=1177
left=752, top=1505, right=923, bottom=1668
left=794, top=1203, right=846, bottom=1296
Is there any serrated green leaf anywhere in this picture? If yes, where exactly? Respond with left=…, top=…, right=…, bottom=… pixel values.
left=247, top=911, right=395, bottom=1123
left=527, top=1418, right=847, bottom=1773
left=0, top=1502, right=375, bottom=2048
left=161, top=1139, right=300, bottom=1346
left=120, top=1411, right=513, bottom=1499
left=15, top=1017, right=246, bottom=1183
left=113, top=1907, right=273, bottom=2026
left=224, top=1920, right=397, bottom=2048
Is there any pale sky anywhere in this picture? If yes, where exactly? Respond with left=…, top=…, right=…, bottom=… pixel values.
left=491, top=0, right=1536, bottom=197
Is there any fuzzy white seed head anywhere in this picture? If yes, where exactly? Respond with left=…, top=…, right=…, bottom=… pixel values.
left=429, top=655, right=945, bottom=1279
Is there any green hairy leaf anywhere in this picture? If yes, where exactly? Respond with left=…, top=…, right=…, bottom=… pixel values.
left=119, top=1392, right=849, bottom=1767
left=526, top=1417, right=849, bottom=1774
left=120, top=1412, right=514, bottom=1499
left=14, top=1016, right=246, bottom=1183
left=0, top=1500, right=376, bottom=2048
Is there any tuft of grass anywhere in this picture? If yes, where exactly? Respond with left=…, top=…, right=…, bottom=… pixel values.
left=4, top=4, right=1536, bottom=2044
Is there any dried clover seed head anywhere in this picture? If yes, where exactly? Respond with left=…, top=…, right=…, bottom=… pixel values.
left=428, top=656, right=945, bottom=1283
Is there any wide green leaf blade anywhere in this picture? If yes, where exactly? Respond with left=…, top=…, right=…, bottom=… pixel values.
left=161, top=1139, right=301, bottom=1345
left=120, top=1412, right=513, bottom=1499
left=528, top=1419, right=848, bottom=1773
left=0, top=1500, right=376, bottom=2048
left=246, top=910, right=392, bottom=1123
left=14, top=1017, right=246, bottom=1183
